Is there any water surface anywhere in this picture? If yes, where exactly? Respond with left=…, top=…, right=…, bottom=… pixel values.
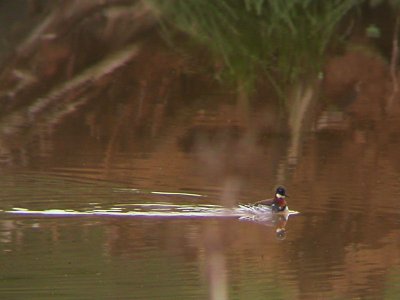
left=0, top=112, right=400, bottom=300
left=0, top=2, right=400, bottom=298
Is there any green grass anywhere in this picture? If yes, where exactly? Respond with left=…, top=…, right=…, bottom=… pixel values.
left=147, top=0, right=361, bottom=100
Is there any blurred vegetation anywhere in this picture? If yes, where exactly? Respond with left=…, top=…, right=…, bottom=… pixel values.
left=147, top=0, right=362, bottom=99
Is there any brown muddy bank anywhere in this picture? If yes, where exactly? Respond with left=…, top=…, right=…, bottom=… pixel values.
left=0, top=0, right=398, bottom=168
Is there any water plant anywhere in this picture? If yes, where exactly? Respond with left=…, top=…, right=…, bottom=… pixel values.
left=147, top=0, right=361, bottom=100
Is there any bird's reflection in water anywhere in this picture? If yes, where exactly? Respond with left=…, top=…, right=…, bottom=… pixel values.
left=238, top=212, right=291, bottom=240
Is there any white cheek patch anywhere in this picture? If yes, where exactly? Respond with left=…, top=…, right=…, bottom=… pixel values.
left=276, top=193, right=285, bottom=199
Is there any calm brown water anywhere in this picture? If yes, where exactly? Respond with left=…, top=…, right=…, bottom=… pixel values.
left=0, top=109, right=400, bottom=300
left=1, top=1, right=400, bottom=299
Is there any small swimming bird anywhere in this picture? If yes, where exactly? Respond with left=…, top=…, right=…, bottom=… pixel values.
left=254, top=186, right=288, bottom=212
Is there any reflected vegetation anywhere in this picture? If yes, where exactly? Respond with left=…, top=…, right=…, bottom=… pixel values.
left=0, top=0, right=400, bottom=299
